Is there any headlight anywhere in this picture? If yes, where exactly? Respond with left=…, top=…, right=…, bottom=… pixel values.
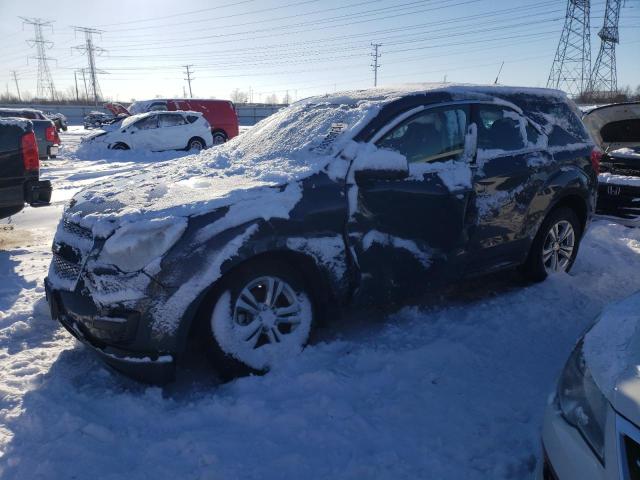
left=557, top=339, right=609, bottom=462
left=98, top=217, right=187, bottom=273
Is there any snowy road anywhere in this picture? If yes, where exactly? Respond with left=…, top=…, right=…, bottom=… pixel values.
left=1, top=127, right=640, bottom=479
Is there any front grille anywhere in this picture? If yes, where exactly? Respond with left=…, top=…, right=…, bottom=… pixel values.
left=52, top=254, right=82, bottom=281
left=63, top=218, right=93, bottom=241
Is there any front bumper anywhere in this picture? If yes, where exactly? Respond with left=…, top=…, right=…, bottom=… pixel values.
left=45, top=277, right=175, bottom=384
left=539, top=396, right=628, bottom=480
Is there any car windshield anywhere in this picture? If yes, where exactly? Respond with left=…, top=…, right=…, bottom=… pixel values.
left=121, top=114, right=149, bottom=129
left=215, top=101, right=367, bottom=161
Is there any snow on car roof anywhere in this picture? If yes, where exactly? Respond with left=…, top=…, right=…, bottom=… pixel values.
left=0, top=117, right=31, bottom=130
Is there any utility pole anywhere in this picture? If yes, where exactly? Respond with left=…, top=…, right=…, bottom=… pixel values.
left=371, top=43, right=382, bottom=87
left=73, top=70, right=79, bottom=101
left=72, top=26, right=106, bottom=107
left=11, top=71, right=21, bottom=101
left=183, top=65, right=194, bottom=98
left=589, top=0, right=622, bottom=97
left=20, top=17, right=57, bottom=101
left=547, top=0, right=591, bottom=96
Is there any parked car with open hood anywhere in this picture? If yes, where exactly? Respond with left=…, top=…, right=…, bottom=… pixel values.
left=538, top=291, right=640, bottom=480
left=45, top=111, right=68, bottom=132
left=583, top=102, right=640, bottom=226
left=0, top=118, right=52, bottom=219
left=82, top=110, right=214, bottom=151
left=45, top=84, right=597, bottom=383
left=83, top=111, right=118, bottom=129
left=0, top=107, right=60, bottom=159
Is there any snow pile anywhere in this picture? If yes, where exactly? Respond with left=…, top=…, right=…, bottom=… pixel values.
left=3, top=216, right=640, bottom=479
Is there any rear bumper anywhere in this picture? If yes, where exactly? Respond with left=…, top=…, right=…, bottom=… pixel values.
left=25, top=179, right=52, bottom=206
left=45, top=277, right=175, bottom=384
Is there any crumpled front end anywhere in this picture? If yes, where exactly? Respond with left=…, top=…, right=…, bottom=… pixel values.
left=45, top=214, right=178, bottom=382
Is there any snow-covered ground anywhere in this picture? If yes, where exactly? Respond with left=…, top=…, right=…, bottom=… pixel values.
left=1, top=126, right=640, bottom=479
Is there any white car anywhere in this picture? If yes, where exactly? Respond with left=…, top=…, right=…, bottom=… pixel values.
left=539, top=292, right=640, bottom=480
left=83, top=111, right=214, bottom=151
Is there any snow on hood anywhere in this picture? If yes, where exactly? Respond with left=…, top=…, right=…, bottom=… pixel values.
left=65, top=91, right=394, bottom=235
left=583, top=292, right=640, bottom=414
left=610, top=147, right=640, bottom=160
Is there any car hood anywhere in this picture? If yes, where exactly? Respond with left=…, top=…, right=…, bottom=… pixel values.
left=583, top=292, right=640, bottom=426
left=582, top=102, right=640, bottom=150
left=63, top=164, right=297, bottom=238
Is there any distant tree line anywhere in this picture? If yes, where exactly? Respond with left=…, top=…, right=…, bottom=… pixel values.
left=576, top=85, right=640, bottom=104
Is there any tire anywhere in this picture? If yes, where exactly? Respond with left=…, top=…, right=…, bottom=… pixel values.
left=94, top=121, right=101, bottom=128
left=187, top=137, right=205, bottom=151
left=521, top=206, right=582, bottom=282
left=203, top=259, right=316, bottom=379
left=211, top=131, right=227, bottom=145
left=111, top=143, right=129, bottom=150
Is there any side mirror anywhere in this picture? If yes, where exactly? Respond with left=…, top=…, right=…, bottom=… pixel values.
left=352, top=147, right=409, bottom=183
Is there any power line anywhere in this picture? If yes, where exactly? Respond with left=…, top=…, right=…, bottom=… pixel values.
left=589, top=0, right=623, bottom=96
left=547, top=0, right=592, bottom=96
left=72, top=26, right=106, bottom=106
left=20, top=17, right=57, bottom=101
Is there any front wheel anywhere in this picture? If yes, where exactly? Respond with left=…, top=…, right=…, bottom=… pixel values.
left=111, top=142, right=129, bottom=150
left=521, top=207, right=582, bottom=281
left=187, top=138, right=205, bottom=151
left=204, top=259, right=315, bottom=378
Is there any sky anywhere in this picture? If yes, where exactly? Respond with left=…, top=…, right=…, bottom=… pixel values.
left=0, top=0, right=639, bottom=103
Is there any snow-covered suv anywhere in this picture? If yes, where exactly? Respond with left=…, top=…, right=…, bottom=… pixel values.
left=82, top=110, right=214, bottom=151
left=45, top=84, right=598, bottom=382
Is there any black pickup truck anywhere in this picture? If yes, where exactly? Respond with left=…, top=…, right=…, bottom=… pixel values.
left=0, top=118, right=52, bottom=219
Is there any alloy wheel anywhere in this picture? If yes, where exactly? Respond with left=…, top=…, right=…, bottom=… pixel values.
left=542, top=220, right=575, bottom=273
left=232, top=276, right=306, bottom=349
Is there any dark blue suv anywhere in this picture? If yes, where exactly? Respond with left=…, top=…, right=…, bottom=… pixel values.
left=45, top=85, right=598, bottom=382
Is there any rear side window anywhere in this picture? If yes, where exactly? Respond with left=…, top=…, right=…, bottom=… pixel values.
left=541, top=102, right=590, bottom=147
left=187, top=115, right=199, bottom=124
left=376, top=105, right=470, bottom=164
left=476, top=105, right=525, bottom=151
left=601, top=119, right=640, bottom=143
left=158, top=113, right=187, bottom=127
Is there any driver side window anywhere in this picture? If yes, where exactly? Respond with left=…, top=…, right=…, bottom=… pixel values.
left=376, top=105, right=470, bottom=164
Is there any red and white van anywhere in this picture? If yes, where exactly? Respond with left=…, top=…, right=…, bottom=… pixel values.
left=105, top=99, right=239, bottom=144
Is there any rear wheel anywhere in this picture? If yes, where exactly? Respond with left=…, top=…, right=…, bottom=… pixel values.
left=521, top=207, right=582, bottom=281
left=203, top=259, right=315, bottom=378
left=211, top=131, right=227, bottom=145
left=111, top=142, right=129, bottom=150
